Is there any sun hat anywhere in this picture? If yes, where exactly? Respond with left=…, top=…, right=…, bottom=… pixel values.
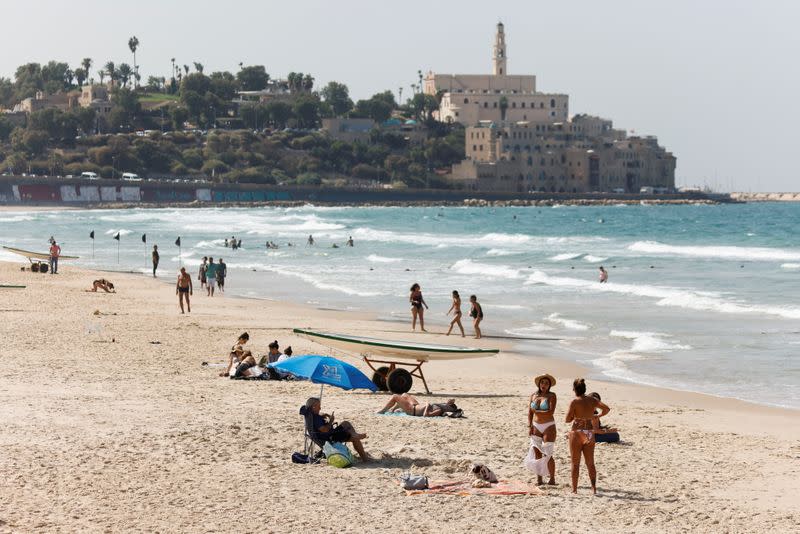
left=534, top=373, right=556, bottom=388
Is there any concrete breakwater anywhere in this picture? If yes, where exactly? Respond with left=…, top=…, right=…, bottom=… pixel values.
left=0, top=175, right=725, bottom=207
left=730, top=192, right=800, bottom=202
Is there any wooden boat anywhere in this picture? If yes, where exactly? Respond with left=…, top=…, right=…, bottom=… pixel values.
left=293, top=328, right=499, bottom=394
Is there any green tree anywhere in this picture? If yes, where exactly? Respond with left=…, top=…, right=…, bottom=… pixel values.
left=14, top=63, right=43, bottom=100
left=0, top=77, right=14, bottom=108
left=170, top=107, right=189, bottom=130
left=209, top=71, right=239, bottom=100
left=104, top=61, right=117, bottom=84
left=292, top=95, right=320, bottom=128
left=81, top=58, right=93, bottom=82
left=74, top=68, right=87, bottom=87
left=353, top=91, right=395, bottom=123
left=193, top=62, right=204, bottom=74
left=320, top=81, right=353, bottom=116
left=236, top=65, right=269, bottom=91
left=266, top=101, right=292, bottom=129
left=0, top=116, right=14, bottom=141
left=118, top=63, right=132, bottom=87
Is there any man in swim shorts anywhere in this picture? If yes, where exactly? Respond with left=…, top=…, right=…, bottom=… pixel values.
left=205, top=257, right=218, bottom=296
left=176, top=267, right=193, bottom=313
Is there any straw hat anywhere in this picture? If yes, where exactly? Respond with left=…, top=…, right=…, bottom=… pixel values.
left=534, top=373, right=556, bottom=388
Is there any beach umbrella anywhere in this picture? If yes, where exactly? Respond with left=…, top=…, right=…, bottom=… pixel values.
left=270, top=354, right=377, bottom=400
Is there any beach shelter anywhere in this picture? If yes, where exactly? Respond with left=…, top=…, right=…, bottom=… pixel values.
left=270, top=354, right=377, bottom=399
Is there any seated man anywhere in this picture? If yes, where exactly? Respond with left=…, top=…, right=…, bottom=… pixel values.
left=88, top=279, right=115, bottom=293
left=302, top=397, right=370, bottom=461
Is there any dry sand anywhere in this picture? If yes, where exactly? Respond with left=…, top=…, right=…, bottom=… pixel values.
left=0, top=261, right=798, bottom=533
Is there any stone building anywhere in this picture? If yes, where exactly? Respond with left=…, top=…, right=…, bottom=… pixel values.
left=431, top=23, right=676, bottom=193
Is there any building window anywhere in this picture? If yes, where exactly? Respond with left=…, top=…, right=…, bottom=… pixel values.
left=479, top=145, right=483, bottom=151
left=493, top=102, right=497, bottom=108
left=484, top=102, right=488, bottom=108
left=521, top=102, right=526, bottom=108
left=464, top=98, right=469, bottom=104
left=473, top=145, right=477, bottom=151
left=550, top=99, right=556, bottom=108
left=512, top=102, right=516, bottom=108
left=540, top=102, right=544, bottom=109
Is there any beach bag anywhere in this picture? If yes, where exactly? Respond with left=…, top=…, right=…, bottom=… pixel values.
left=292, top=452, right=311, bottom=464
left=399, top=473, right=429, bottom=490
left=323, top=441, right=354, bottom=468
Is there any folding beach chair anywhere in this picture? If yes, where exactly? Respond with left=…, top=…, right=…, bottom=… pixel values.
left=298, top=405, right=327, bottom=463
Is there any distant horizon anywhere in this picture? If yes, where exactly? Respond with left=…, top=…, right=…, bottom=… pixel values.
left=2, top=0, right=799, bottom=191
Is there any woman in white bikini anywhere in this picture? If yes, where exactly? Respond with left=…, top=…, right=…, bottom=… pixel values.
left=565, top=378, right=611, bottom=494
left=527, top=373, right=557, bottom=485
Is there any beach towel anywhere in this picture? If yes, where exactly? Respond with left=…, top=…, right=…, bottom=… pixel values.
left=403, top=479, right=542, bottom=496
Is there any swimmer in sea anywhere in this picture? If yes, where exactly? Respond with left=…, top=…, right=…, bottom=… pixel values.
left=599, top=266, right=608, bottom=283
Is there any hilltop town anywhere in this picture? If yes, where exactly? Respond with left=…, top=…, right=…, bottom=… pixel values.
left=0, top=24, right=675, bottom=196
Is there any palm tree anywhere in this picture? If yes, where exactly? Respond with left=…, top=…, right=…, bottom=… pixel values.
left=238, top=62, right=243, bottom=70
left=302, top=74, right=314, bottom=92
left=81, top=58, right=92, bottom=82
left=193, top=62, right=204, bottom=74
left=183, top=64, right=189, bottom=75
left=128, top=36, right=139, bottom=86
left=75, top=68, right=87, bottom=87
left=98, top=69, right=106, bottom=84
left=104, top=61, right=117, bottom=85
left=118, top=63, right=132, bottom=87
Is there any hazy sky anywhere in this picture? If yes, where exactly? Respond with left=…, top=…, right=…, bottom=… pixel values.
left=2, top=0, right=799, bottom=191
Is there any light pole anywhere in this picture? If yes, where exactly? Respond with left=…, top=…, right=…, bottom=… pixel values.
left=112, top=156, right=116, bottom=179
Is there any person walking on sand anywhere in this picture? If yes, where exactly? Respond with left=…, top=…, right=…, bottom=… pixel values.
left=205, top=257, right=218, bottom=297
left=217, top=258, right=226, bottom=293
left=409, top=283, right=429, bottom=332
left=152, top=245, right=160, bottom=277
left=446, top=290, right=465, bottom=337
left=49, top=240, right=61, bottom=274
left=176, top=267, right=193, bottom=313
left=599, top=266, right=608, bottom=283
left=565, top=378, right=610, bottom=494
left=526, top=374, right=558, bottom=485
left=198, top=257, right=208, bottom=289
left=469, top=295, right=483, bottom=339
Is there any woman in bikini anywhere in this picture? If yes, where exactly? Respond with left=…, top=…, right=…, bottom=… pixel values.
left=220, top=332, right=256, bottom=377
left=445, top=290, right=465, bottom=336
left=88, top=279, right=115, bottom=293
left=469, top=294, right=483, bottom=339
left=409, top=283, right=428, bottom=332
left=527, top=373, right=557, bottom=485
left=565, top=378, right=610, bottom=494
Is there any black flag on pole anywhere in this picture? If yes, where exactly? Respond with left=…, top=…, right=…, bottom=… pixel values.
left=90, top=230, right=95, bottom=239
left=175, top=236, right=181, bottom=247
left=142, top=233, right=147, bottom=243
left=113, top=232, right=120, bottom=241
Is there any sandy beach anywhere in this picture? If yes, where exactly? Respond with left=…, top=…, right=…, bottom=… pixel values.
left=0, top=260, right=798, bottom=533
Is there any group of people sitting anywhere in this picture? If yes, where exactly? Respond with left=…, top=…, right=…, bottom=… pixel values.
left=219, top=333, right=295, bottom=380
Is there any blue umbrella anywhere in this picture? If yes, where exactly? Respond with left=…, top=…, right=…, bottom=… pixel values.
left=270, top=354, right=377, bottom=399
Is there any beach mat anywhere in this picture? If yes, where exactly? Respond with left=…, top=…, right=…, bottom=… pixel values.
left=404, top=479, right=542, bottom=496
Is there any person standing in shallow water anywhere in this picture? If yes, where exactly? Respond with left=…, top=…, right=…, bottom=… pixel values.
left=445, top=290, right=465, bottom=337
left=409, top=283, right=428, bottom=332
left=565, top=378, right=610, bottom=494
left=152, top=245, right=159, bottom=277
left=469, top=295, right=483, bottom=339
left=599, top=266, right=608, bottom=283
left=198, top=257, right=208, bottom=289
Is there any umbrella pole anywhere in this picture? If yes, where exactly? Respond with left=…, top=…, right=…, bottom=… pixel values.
left=319, top=384, right=324, bottom=403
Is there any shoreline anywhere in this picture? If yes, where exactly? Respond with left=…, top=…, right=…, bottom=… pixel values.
left=1, top=260, right=798, bottom=531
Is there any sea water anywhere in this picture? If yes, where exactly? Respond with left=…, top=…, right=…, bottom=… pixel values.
left=1, top=203, right=798, bottom=408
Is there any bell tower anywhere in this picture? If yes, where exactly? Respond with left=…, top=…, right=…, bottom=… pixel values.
left=493, top=22, right=507, bottom=76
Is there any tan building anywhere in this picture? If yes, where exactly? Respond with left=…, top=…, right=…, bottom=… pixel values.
left=14, top=91, right=79, bottom=114
left=424, top=22, right=568, bottom=125
left=442, top=24, right=675, bottom=193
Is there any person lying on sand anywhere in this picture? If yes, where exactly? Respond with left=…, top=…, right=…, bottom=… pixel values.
left=378, top=394, right=460, bottom=417
left=304, top=397, right=371, bottom=461
left=87, top=279, right=115, bottom=293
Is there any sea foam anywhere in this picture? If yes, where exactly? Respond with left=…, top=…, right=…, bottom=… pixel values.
left=629, top=241, right=800, bottom=262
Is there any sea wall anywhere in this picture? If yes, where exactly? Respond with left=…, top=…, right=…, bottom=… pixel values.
left=0, top=175, right=725, bottom=206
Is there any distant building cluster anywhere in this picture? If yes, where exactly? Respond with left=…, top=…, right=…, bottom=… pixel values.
left=425, top=23, right=676, bottom=193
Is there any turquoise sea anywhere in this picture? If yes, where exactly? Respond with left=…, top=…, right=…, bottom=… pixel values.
left=2, top=203, right=798, bottom=408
